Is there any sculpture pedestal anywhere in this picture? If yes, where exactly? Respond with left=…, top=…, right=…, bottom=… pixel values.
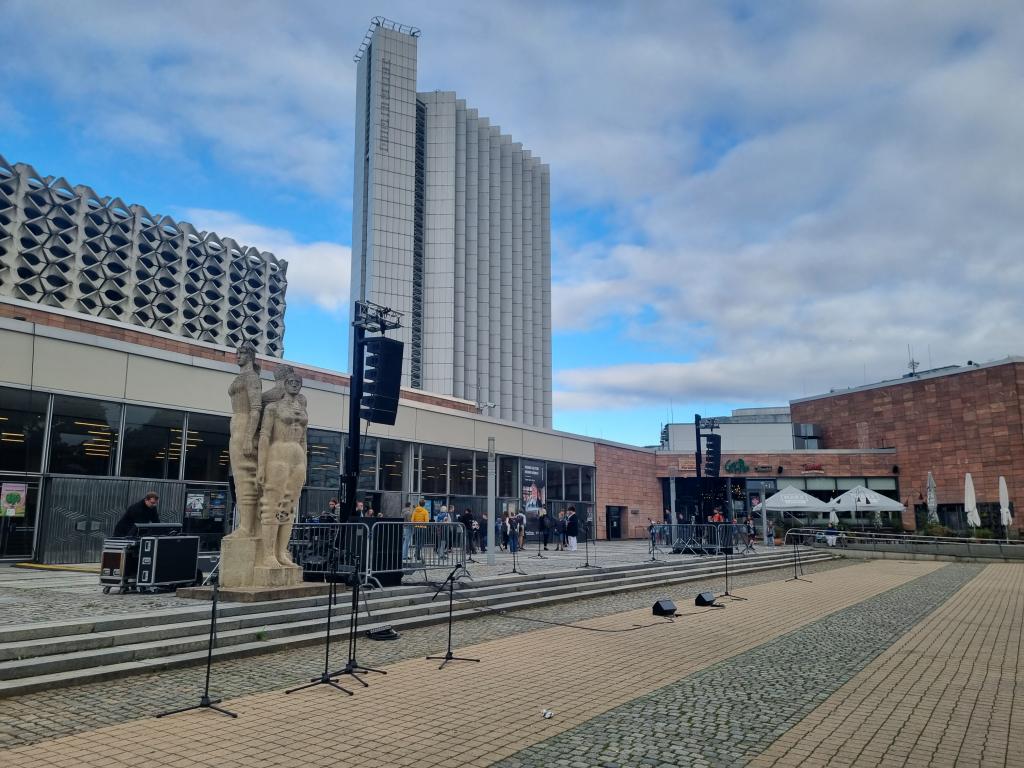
left=219, top=535, right=303, bottom=590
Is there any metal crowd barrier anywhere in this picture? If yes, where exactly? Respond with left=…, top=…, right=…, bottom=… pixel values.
left=288, top=521, right=371, bottom=578
left=365, top=520, right=466, bottom=588
left=647, top=523, right=761, bottom=556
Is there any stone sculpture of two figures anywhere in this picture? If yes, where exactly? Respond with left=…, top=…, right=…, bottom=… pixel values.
left=220, top=344, right=309, bottom=589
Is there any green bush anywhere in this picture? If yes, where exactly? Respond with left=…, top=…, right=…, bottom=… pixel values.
left=971, top=528, right=994, bottom=539
left=923, top=523, right=955, bottom=538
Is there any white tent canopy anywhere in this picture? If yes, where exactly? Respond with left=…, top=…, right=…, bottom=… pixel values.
left=829, top=485, right=905, bottom=513
left=752, top=485, right=833, bottom=514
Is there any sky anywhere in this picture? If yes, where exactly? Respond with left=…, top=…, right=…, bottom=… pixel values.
left=2, top=1, right=1022, bottom=446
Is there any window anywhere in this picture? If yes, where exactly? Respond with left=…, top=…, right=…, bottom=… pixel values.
left=378, top=439, right=406, bottom=492
left=450, top=448, right=475, bottom=495
left=564, top=465, right=581, bottom=501
left=358, top=436, right=378, bottom=490
left=0, top=476, right=39, bottom=558
left=835, top=477, right=866, bottom=491
left=581, top=466, right=594, bottom=502
left=475, top=453, right=488, bottom=494
left=498, top=456, right=517, bottom=498
left=183, top=413, right=230, bottom=482
left=0, top=387, right=48, bottom=473
left=120, top=405, right=185, bottom=479
left=307, top=429, right=342, bottom=488
left=48, top=396, right=120, bottom=476
left=420, top=444, right=447, bottom=495
left=546, top=462, right=563, bottom=500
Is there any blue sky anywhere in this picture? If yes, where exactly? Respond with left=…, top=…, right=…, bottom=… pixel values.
left=3, top=1, right=1022, bottom=446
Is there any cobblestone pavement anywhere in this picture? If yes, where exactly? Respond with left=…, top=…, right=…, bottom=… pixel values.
left=0, top=560, right=937, bottom=767
left=494, top=563, right=981, bottom=768
left=0, top=558, right=849, bottom=749
left=748, top=563, right=1024, bottom=768
left=0, top=540, right=711, bottom=626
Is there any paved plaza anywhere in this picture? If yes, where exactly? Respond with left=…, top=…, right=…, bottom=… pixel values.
left=1, top=558, right=1020, bottom=767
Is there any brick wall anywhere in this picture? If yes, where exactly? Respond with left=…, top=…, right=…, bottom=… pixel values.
left=1, top=302, right=479, bottom=415
left=594, top=443, right=662, bottom=539
left=791, top=363, right=1024, bottom=512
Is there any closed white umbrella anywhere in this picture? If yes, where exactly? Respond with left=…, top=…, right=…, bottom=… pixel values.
left=964, top=473, right=982, bottom=529
left=828, top=509, right=840, bottom=526
left=999, top=476, right=1012, bottom=530
left=926, top=472, right=939, bottom=525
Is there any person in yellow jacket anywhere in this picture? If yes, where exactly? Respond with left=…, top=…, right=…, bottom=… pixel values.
left=411, top=499, right=429, bottom=559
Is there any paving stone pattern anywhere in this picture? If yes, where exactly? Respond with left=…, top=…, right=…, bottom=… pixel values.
left=0, top=559, right=849, bottom=749
left=494, top=563, right=982, bottom=768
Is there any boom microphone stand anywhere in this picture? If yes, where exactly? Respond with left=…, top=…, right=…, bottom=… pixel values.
left=529, top=518, right=547, bottom=560
left=501, top=532, right=527, bottom=575
left=719, top=531, right=746, bottom=601
left=331, top=548, right=386, bottom=686
left=427, top=563, right=480, bottom=670
left=157, top=574, right=237, bottom=718
left=286, top=555, right=353, bottom=696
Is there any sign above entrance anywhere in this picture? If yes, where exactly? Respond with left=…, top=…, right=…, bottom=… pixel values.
left=676, top=456, right=696, bottom=472
left=723, top=458, right=749, bottom=474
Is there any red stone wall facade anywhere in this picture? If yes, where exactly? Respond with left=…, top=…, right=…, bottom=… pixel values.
left=594, top=443, right=662, bottom=539
left=1, top=302, right=479, bottom=415
left=655, top=451, right=896, bottom=479
left=790, top=363, right=1024, bottom=511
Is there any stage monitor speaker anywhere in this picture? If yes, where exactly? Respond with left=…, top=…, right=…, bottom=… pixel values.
left=652, top=598, right=677, bottom=616
left=695, top=591, right=717, bottom=607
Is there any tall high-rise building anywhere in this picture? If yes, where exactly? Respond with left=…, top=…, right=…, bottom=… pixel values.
left=351, top=18, right=552, bottom=428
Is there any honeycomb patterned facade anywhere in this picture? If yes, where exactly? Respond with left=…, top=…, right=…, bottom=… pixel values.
left=0, top=155, right=287, bottom=356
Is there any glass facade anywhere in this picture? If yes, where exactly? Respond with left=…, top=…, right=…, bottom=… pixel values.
left=420, top=444, right=447, bottom=495
left=0, top=387, right=47, bottom=473
left=378, top=439, right=405, bottom=492
left=183, top=413, right=230, bottom=483
left=48, top=395, right=120, bottom=476
left=307, top=429, right=342, bottom=488
left=121, top=406, right=184, bottom=480
left=449, top=448, right=474, bottom=496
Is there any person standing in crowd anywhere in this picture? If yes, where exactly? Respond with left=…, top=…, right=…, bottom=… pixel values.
left=499, top=512, right=509, bottom=551
left=565, top=505, right=579, bottom=551
left=766, top=520, right=776, bottom=547
left=517, top=508, right=527, bottom=550
left=412, top=498, right=429, bottom=560
left=538, top=507, right=551, bottom=550
left=434, top=504, right=450, bottom=557
left=113, top=491, right=160, bottom=537
left=507, top=511, right=519, bottom=554
left=556, top=509, right=567, bottom=551
left=711, top=507, right=725, bottom=524
left=318, top=498, right=339, bottom=523
left=459, top=507, right=476, bottom=555
left=402, top=501, right=413, bottom=560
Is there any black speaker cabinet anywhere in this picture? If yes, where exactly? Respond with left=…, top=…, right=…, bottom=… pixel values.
left=652, top=598, right=677, bottom=616
left=695, top=591, right=717, bottom=607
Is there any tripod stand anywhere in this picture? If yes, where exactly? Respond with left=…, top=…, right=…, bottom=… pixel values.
left=719, top=542, right=746, bottom=601
left=501, top=537, right=527, bottom=575
left=427, top=563, right=480, bottom=670
left=787, top=534, right=812, bottom=583
left=576, top=527, right=597, bottom=570
left=648, top=526, right=665, bottom=562
left=529, top=522, right=548, bottom=560
left=330, top=549, right=386, bottom=686
left=157, top=576, right=237, bottom=718
left=286, top=558, right=353, bottom=696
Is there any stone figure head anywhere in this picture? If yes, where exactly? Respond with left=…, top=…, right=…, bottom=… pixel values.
left=236, top=343, right=260, bottom=371
left=283, top=370, right=303, bottom=395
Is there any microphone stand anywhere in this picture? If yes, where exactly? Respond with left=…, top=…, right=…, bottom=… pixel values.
left=529, top=517, right=548, bottom=560
left=787, top=531, right=812, bottom=583
left=285, top=555, right=353, bottom=696
left=719, top=532, right=746, bottom=601
left=156, top=575, right=238, bottom=718
left=331, top=547, right=386, bottom=686
left=426, top=564, right=480, bottom=670
left=576, top=516, right=597, bottom=570
left=501, top=533, right=527, bottom=575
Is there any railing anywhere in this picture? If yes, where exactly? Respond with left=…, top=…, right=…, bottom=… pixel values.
left=649, top=524, right=760, bottom=556
left=782, top=527, right=1024, bottom=559
left=288, top=521, right=467, bottom=589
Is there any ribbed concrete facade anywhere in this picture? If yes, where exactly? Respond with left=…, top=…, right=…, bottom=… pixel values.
left=0, top=155, right=287, bottom=356
left=352, top=21, right=552, bottom=428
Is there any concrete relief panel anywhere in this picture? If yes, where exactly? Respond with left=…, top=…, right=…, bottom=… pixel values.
left=415, top=408, right=474, bottom=448
left=302, top=386, right=344, bottom=431
left=522, top=429, right=564, bottom=462
left=474, top=421, right=523, bottom=455
left=561, top=437, right=596, bottom=466
left=33, top=336, right=128, bottom=398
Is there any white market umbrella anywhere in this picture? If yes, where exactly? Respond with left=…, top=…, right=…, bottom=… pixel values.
left=926, top=472, right=939, bottom=525
left=751, top=485, right=833, bottom=514
left=828, top=509, right=840, bottom=526
left=964, top=473, right=982, bottom=529
left=999, top=476, right=1012, bottom=529
left=829, top=486, right=905, bottom=513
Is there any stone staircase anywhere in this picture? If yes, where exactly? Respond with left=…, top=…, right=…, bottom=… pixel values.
left=0, top=549, right=834, bottom=696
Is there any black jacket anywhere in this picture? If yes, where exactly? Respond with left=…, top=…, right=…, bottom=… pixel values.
left=459, top=511, right=474, bottom=532
left=113, top=499, right=160, bottom=537
left=565, top=514, right=579, bottom=537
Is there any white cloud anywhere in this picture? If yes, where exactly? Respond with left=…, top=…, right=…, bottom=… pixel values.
left=5, top=1, right=1023, bottom=430
left=183, top=209, right=350, bottom=312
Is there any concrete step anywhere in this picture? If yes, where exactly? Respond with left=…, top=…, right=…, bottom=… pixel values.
left=0, top=551, right=834, bottom=696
